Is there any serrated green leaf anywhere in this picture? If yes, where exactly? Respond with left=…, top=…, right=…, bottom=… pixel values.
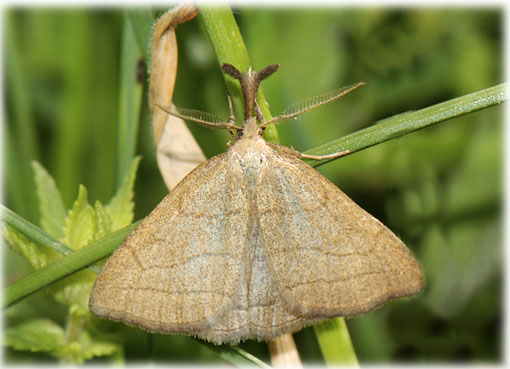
left=4, top=221, right=139, bottom=307
left=94, top=200, right=112, bottom=240
left=77, top=330, right=120, bottom=362
left=50, top=270, right=96, bottom=312
left=48, top=185, right=98, bottom=309
left=5, top=318, right=65, bottom=353
left=106, top=156, right=140, bottom=232
left=2, top=224, right=48, bottom=270
left=62, top=185, right=96, bottom=250
left=1, top=205, right=101, bottom=274
left=32, top=161, right=67, bottom=239
left=4, top=318, right=120, bottom=364
left=57, top=329, right=120, bottom=364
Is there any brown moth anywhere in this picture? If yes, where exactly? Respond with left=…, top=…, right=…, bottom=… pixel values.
left=89, top=64, right=423, bottom=344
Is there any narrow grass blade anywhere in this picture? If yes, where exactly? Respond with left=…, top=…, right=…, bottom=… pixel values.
left=125, top=9, right=154, bottom=61
left=4, top=12, right=39, bottom=222
left=1, top=205, right=100, bottom=274
left=305, top=83, right=509, bottom=167
left=3, top=221, right=140, bottom=307
left=117, top=13, right=145, bottom=188
left=200, top=340, right=271, bottom=368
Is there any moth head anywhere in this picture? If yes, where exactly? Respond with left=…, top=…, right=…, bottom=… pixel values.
left=221, top=63, right=279, bottom=128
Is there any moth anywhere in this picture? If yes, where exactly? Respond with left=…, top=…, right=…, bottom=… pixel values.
left=89, top=63, right=423, bottom=344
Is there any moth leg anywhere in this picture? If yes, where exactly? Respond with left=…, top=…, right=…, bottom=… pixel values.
left=226, top=93, right=239, bottom=137
left=226, top=93, right=236, bottom=126
left=300, top=150, right=350, bottom=160
left=267, top=142, right=350, bottom=160
left=266, top=142, right=302, bottom=158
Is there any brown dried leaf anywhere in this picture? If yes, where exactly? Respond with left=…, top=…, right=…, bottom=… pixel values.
left=149, top=4, right=205, bottom=189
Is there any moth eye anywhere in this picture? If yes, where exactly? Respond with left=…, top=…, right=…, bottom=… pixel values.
left=237, top=130, right=244, bottom=139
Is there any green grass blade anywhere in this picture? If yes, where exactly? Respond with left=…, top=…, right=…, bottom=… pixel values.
left=1, top=205, right=100, bottom=274
left=125, top=9, right=154, bottom=61
left=305, top=83, right=509, bottom=167
left=50, top=11, right=95, bottom=206
left=4, top=12, right=39, bottom=222
left=314, top=318, right=359, bottom=367
left=3, top=220, right=140, bottom=307
left=116, top=13, right=145, bottom=188
left=2, top=205, right=75, bottom=258
left=200, top=341, right=271, bottom=368
left=198, top=5, right=279, bottom=144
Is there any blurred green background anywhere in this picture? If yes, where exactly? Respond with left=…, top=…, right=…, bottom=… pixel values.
left=3, top=5, right=503, bottom=365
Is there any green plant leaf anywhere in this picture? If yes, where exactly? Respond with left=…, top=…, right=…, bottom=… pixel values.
left=1, top=205, right=101, bottom=274
left=62, top=185, right=96, bottom=250
left=3, top=221, right=140, bottom=307
left=75, top=330, right=121, bottom=362
left=50, top=270, right=96, bottom=313
left=106, top=156, right=141, bottom=232
left=5, top=318, right=65, bottom=353
left=59, top=329, right=120, bottom=364
left=32, top=161, right=67, bottom=239
left=2, top=224, right=48, bottom=270
left=4, top=318, right=121, bottom=364
left=52, top=185, right=98, bottom=309
left=94, top=200, right=112, bottom=241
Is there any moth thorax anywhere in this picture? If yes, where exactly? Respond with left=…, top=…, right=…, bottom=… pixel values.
left=242, top=117, right=261, bottom=138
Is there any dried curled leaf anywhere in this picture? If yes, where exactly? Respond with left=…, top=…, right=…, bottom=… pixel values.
left=149, top=4, right=206, bottom=190
left=149, top=3, right=199, bottom=143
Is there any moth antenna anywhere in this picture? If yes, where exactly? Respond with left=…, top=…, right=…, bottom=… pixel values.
left=221, top=63, right=242, bottom=81
left=256, top=64, right=279, bottom=83
left=221, top=63, right=280, bottom=122
left=261, top=82, right=365, bottom=128
left=156, top=103, right=243, bottom=131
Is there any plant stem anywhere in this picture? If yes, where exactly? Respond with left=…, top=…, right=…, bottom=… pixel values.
left=3, top=221, right=140, bottom=307
left=1, top=205, right=101, bottom=274
left=65, top=309, right=86, bottom=345
left=198, top=4, right=280, bottom=144
left=314, top=318, right=359, bottom=367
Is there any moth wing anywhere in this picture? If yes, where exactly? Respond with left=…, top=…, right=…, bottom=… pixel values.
left=89, top=154, right=249, bottom=336
left=257, top=152, right=423, bottom=318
